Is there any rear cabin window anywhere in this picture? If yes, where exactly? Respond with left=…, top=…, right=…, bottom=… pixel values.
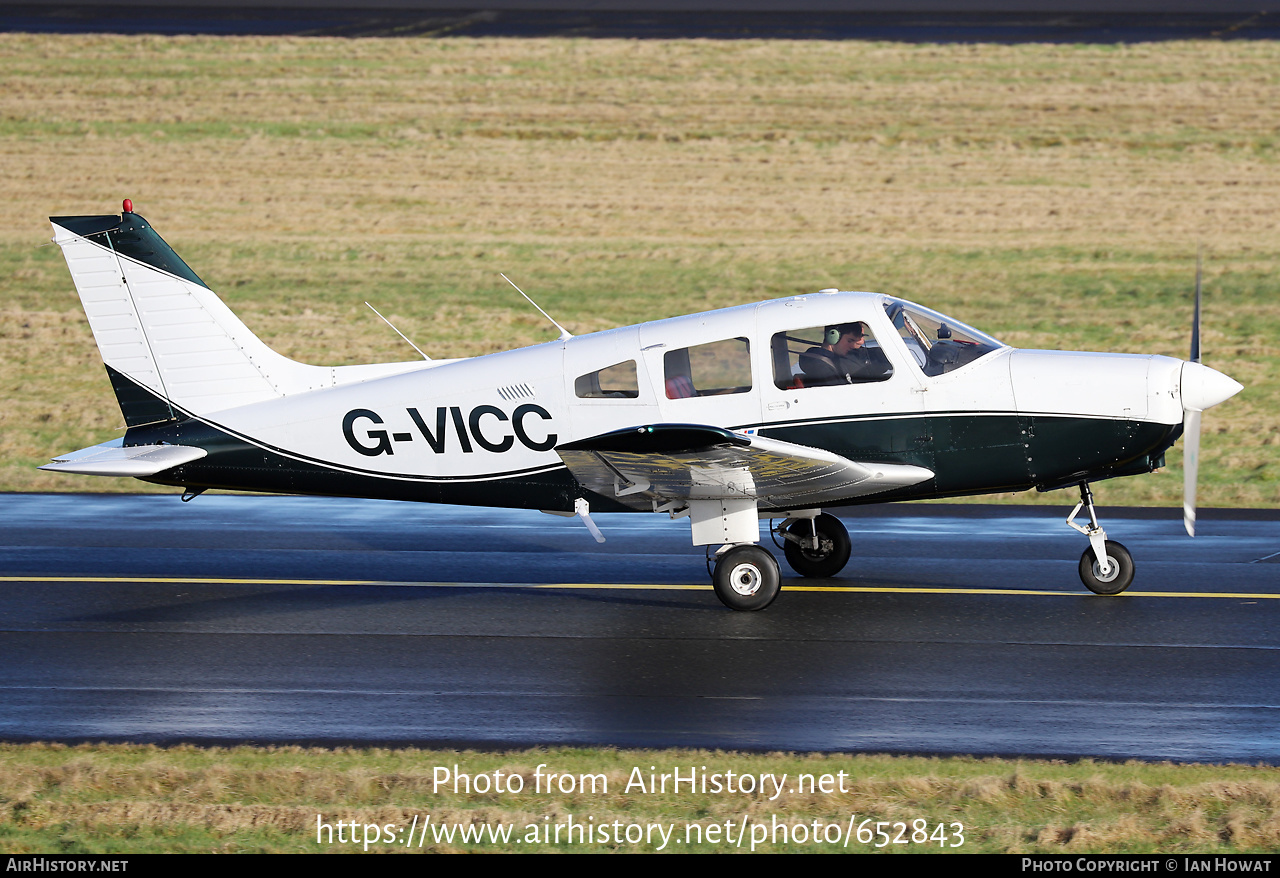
left=664, top=337, right=752, bottom=399
left=575, top=360, right=640, bottom=399
left=771, top=323, right=893, bottom=390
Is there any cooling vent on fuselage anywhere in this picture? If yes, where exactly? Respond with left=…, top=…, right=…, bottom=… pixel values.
left=497, top=383, right=536, bottom=401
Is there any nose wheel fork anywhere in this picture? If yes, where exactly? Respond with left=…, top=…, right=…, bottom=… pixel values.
left=1067, top=482, right=1134, bottom=595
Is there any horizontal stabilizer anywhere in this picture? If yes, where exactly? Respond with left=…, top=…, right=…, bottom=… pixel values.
left=558, top=423, right=933, bottom=510
left=40, top=439, right=207, bottom=477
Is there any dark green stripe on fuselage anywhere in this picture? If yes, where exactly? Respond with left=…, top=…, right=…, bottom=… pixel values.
left=105, top=365, right=177, bottom=428
left=128, top=414, right=599, bottom=512
left=141, top=410, right=1175, bottom=511
left=760, top=412, right=1179, bottom=501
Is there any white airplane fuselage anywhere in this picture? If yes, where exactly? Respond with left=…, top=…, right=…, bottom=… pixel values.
left=120, top=293, right=1187, bottom=512
left=43, top=206, right=1242, bottom=608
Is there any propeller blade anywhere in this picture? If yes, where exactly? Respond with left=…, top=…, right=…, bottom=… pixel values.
left=1183, top=408, right=1201, bottom=537
left=1190, top=248, right=1202, bottom=364
left=1184, top=249, right=1207, bottom=538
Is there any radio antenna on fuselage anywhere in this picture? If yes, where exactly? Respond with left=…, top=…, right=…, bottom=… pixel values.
left=364, top=302, right=431, bottom=361
left=501, top=273, right=573, bottom=341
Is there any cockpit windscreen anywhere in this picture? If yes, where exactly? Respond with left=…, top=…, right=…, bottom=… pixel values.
left=883, top=299, right=1004, bottom=377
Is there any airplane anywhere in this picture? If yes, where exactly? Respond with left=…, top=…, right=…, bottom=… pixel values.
left=41, top=200, right=1243, bottom=611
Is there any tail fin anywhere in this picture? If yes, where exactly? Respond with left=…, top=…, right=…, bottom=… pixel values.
left=50, top=204, right=330, bottom=422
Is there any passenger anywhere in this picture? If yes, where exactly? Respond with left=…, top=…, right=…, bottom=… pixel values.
left=798, top=322, right=891, bottom=385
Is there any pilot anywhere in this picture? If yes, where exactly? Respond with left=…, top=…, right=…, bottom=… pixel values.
left=799, top=322, right=891, bottom=385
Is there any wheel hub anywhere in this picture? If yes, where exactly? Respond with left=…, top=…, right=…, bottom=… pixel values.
left=802, top=536, right=833, bottom=560
left=1091, top=556, right=1119, bottom=583
left=728, top=563, right=762, bottom=596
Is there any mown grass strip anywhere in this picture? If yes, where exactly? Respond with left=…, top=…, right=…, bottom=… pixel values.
left=4, top=743, right=1280, bottom=853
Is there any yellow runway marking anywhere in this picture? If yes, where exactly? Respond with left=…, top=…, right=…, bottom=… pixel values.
left=3, top=576, right=380, bottom=586
left=4, top=576, right=1278, bottom=600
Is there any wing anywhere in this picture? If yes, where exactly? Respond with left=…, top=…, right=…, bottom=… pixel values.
left=556, top=424, right=933, bottom=512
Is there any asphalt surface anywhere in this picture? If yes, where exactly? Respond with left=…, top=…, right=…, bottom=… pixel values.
left=2, top=492, right=1278, bottom=760
left=4, top=4, right=1280, bottom=40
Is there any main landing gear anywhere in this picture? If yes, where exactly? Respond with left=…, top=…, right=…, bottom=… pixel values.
left=1067, top=482, right=1134, bottom=595
left=708, top=511, right=854, bottom=611
left=696, top=504, right=854, bottom=611
left=775, top=512, right=852, bottom=579
left=711, top=545, right=782, bottom=611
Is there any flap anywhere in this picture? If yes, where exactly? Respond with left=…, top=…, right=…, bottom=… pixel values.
left=557, top=424, right=933, bottom=511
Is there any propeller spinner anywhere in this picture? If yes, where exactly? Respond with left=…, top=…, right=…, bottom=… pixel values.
left=1181, top=254, right=1243, bottom=536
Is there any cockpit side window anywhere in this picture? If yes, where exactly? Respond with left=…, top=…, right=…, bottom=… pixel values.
left=575, top=360, right=639, bottom=399
left=883, top=299, right=1002, bottom=377
left=664, top=337, right=752, bottom=399
left=771, top=324, right=893, bottom=390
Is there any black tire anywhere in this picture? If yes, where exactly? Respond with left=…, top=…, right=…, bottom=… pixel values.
left=782, top=513, right=852, bottom=578
left=1079, top=540, right=1134, bottom=595
left=712, top=545, right=782, bottom=611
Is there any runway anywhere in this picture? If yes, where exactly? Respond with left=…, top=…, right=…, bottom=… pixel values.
left=1, top=493, right=1278, bottom=761
left=5, top=3, right=1280, bottom=41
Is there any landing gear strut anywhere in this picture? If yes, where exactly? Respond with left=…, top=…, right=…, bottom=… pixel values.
left=1067, top=482, right=1134, bottom=595
left=775, top=512, right=852, bottom=578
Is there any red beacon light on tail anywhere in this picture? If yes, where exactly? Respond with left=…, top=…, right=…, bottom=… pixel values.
left=122, top=199, right=133, bottom=214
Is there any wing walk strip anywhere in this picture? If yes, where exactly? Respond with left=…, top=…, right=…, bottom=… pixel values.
left=4, top=577, right=1277, bottom=600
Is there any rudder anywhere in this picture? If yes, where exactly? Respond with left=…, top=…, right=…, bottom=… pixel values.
left=51, top=204, right=329, bottom=420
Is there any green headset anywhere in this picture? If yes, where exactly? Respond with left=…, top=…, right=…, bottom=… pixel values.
left=826, top=323, right=862, bottom=346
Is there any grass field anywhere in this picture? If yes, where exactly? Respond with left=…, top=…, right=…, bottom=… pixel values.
left=4, top=743, right=1280, bottom=854
left=0, top=34, right=1277, bottom=505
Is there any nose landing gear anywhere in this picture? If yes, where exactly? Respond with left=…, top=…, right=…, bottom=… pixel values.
left=1078, top=539, right=1134, bottom=595
left=1068, top=482, right=1134, bottom=595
